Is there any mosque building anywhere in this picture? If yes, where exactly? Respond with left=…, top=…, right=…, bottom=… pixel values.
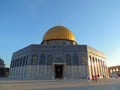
left=9, top=25, right=108, bottom=79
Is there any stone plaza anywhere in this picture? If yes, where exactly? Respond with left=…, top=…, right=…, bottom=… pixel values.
left=0, top=78, right=120, bottom=90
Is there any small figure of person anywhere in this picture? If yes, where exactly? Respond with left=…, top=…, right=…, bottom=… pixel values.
left=92, top=75, right=94, bottom=81
left=98, top=74, right=100, bottom=79
left=98, top=74, right=100, bottom=77
left=95, top=75, right=98, bottom=82
left=87, top=74, right=90, bottom=82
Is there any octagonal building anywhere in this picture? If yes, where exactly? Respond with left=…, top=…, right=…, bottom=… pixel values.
left=9, top=25, right=108, bottom=79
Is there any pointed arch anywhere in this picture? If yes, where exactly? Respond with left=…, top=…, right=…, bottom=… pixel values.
left=65, top=54, right=71, bottom=65
left=73, top=54, right=79, bottom=65
left=39, top=54, right=45, bottom=65
left=55, top=57, right=64, bottom=63
left=47, top=54, right=53, bottom=65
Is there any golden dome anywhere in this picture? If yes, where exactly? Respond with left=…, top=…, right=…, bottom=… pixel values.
left=42, top=26, right=76, bottom=42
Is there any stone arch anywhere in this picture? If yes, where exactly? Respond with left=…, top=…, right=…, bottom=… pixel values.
left=65, top=54, right=71, bottom=65
left=39, top=54, right=45, bottom=65
left=47, top=54, right=53, bottom=65
left=73, top=54, right=79, bottom=65
left=31, top=54, right=38, bottom=65
left=54, top=57, right=64, bottom=63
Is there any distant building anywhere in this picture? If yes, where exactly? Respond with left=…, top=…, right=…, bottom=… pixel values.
left=108, top=65, right=120, bottom=78
left=9, top=25, right=108, bottom=79
left=0, top=58, right=9, bottom=77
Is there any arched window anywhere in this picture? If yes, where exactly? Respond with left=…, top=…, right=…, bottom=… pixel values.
left=20, top=57, right=22, bottom=66
left=23, top=56, right=25, bottom=66
left=16, top=59, right=18, bottom=67
left=25, top=55, right=29, bottom=65
left=80, top=54, right=87, bottom=65
left=39, top=54, right=45, bottom=65
left=12, top=60, right=14, bottom=67
left=31, top=54, right=38, bottom=65
left=47, top=54, right=53, bottom=65
left=65, top=54, right=71, bottom=65
left=73, top=54, right=79, bottom=65
left=17, top=58, right=20, bottom=67
left=14, top=59, right=17, bottom=67
left=89, top=56, right=92, bottom=65
left=21, top=57, right=24, bottom=66
left=55, top=57, right=64, bottom=63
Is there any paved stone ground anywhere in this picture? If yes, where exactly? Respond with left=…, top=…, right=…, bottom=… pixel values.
left=0, top=78, right=120, bottom=90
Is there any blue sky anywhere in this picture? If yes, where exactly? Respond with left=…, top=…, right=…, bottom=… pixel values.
left=0, top=0, right=120, bottom=67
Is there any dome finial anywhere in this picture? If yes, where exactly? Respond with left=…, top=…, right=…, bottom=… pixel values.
left=58, top=20, right=61, bottom=26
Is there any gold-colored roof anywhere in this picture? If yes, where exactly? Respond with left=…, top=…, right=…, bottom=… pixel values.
left=42, top=26, right=76, bottom=42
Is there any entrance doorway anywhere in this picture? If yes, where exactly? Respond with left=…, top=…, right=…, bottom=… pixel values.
left=54, top=64, right=64, bottom=79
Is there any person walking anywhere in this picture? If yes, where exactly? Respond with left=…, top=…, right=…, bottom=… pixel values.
left=92, top=75, right=94, bottom=81
left=87, top=74, right=90, bottom=82
left=95, top=75, right=98, bottom=82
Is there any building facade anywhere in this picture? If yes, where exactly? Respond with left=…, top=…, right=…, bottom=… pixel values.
left=9, top=26, right=108, bottom=79
left=108, top=65, right=120, bottom=78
